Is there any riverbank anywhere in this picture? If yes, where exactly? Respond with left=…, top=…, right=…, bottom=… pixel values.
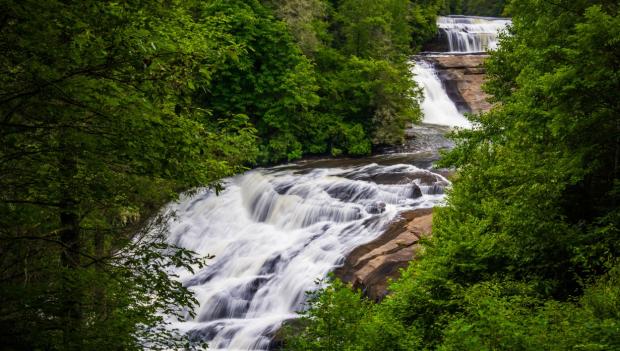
left=335, top=207, right=434, bottom=301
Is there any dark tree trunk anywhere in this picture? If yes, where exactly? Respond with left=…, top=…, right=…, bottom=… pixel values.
left=93, top=227, right=107, bottom=318
left=59, top=149, right=83, bottom=350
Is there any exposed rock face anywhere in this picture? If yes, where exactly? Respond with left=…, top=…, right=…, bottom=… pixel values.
left=423, top=30, right=452, bottom=53
left=426, top=54, right=492, bottom=114
left=334, top=208, right=433, bottom=301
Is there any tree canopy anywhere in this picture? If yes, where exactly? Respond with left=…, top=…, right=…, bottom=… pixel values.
left=260, top=0, right=445, bottom=161
left=0, top=1, right=257, bottom=349
left=440, top=0, right=507, bottom=17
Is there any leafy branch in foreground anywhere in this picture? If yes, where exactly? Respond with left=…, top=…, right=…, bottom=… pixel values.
left=0, top=1, right=257, bottom=349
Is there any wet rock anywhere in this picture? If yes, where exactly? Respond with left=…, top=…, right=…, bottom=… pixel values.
left=427, top=183, right=445, bottom=195
left=430, top=54, right=488, bottom=69
left=188, top=321, right=233, bottom=342
left=411, top=170, right=441, bottom=185
left=325, top=182, right=377, bottom=202
left=368, top=172, right=414, bottom=185
left=365, top=201, right=386, bottom=214
left=362, top=169, right=442, bottom=186
left=433, top=168, right=456, bottom=180
left=411, top=184, right=423, bottom=198
left=425, top=54, right=493, bottom=114
left=273, top=182, right=294, bottom=195
left=334, top=208, right=433, bottom=301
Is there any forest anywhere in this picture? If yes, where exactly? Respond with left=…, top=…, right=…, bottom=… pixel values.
left=440, top=0, right=506, bottom=16
left=1, top=0, right=618, bottom=350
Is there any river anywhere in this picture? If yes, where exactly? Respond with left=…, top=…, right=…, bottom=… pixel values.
left=164, top=15, right=510, bottom=351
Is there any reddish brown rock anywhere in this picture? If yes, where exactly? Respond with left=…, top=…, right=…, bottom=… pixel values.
left=429, top=54, right=487, bottom=69
left=427, top=54, right=493, bottom=114
left=334, top=208, right=433, bottom=301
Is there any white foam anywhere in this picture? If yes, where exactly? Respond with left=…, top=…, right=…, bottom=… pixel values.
left=165, top=163, right=448, bottom=350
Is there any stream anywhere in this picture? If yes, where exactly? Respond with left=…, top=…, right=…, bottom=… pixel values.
left=165, top=15, right=510, bottom=351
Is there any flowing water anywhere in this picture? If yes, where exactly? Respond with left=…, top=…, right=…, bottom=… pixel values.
left=164, top=14, right=509, bottom=351
left=437, top=15, right=510, bottom=53
left=410, top=60, right=471, bottom=128
left=410, top=15, right=511, bottom=127
left=166, top=156, right=450, bottom=350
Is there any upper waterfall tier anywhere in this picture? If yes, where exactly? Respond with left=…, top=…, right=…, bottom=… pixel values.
left=411, top=60, right=472, bottom=128
left=436, top=16, right=511, bottom=53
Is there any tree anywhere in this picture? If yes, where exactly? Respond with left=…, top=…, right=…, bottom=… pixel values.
left=311, top=0, right=430, bottom=153
left=262, top=0, right=330, bottom=56
left=0, top=1, right=257, bottom=349
left=285, top=277, right=419, bottom=351
left=318, top=57, right=418, bottom=147
left=440, top=0, right=506, bottom=16
left=222, top=0, right=438, bottom=161
left=409, top=0, right=446, bottom=50
left=190, top=0, right=322, bottom=163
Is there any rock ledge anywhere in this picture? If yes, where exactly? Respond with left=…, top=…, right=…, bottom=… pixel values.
left=426, top=54, right=492, bottom=114
left=334, top=208, right=433, bottom=301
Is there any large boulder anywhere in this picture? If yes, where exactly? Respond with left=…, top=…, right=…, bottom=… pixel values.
left=334, top=208, right=433, bottom=301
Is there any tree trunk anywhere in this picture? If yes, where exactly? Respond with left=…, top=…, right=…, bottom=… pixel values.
left=59, top=149, right=83, bottom=350
left=93, top=226, right=107, bottom=318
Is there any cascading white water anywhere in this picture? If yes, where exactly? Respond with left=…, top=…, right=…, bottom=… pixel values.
left=437, top=16, right=510, bottom=53
left=163, top=13, right=512, bottom=351
left=410, top=15, right=511, bottom=127
left=411, top=60, right=472, bottom=128
left=166, top=162, right=449, bottom=350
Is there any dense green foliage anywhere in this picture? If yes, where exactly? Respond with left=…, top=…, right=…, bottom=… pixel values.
left=287, top=0, right=620, bottom=349
left=131, top=0, right=447, bottom=164
left=255, top=0, right=446, bottom=161
left=188, top=0, right=321, bottom=163
left=440, top=0, right=506, bottom=16
left=0, top=1, right=258, bottom=349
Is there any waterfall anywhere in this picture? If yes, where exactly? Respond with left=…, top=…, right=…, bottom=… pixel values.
left=410, top=15, right=511, bottom=127
left=166, top=162, right=449, bottom=350
left=163, top=14, right=511, bottom=351
left=437, top=16, right=510, bottom=53
left=410, top=60, right=471, bottom=128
